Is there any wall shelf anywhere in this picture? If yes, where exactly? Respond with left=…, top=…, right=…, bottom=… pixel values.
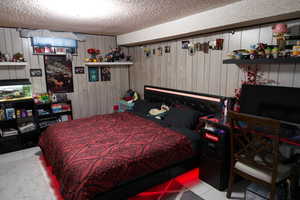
left=85, top=62, right=133, bottom=66
left=223, top=57, right=300, bottom=64
left=0, top=62, right=28, bottom=66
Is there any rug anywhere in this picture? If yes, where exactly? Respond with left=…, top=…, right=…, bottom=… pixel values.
left=0, top=147, right=55, bottom=200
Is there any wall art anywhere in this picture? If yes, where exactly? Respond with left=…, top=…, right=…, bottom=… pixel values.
left=88, top=67, right=99, bottom=82
left=44, top=55, right=73, bottom=93
left=165, top=46, right=171, bottom=53
left=182, top=41, right=190, bottom=49
left=75, top=66, right=85, bottom=74
left=30, top=69, right=43, bottom=77
left=101, top=67, right=111, bottom=81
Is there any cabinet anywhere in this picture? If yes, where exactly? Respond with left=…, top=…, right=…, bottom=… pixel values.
left=0, top=99, right=39, bottom=154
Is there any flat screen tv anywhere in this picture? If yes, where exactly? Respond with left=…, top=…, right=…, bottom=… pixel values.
left=240, top=84, right=300, bottom=124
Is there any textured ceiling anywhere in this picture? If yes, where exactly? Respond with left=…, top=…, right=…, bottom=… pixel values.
left=0, top=0, right=240, bottom=35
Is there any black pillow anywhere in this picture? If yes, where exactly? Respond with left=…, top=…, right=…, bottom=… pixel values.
left=164, top=107, right=200, bottom=129
left=132, top=100, right=161, bottom=116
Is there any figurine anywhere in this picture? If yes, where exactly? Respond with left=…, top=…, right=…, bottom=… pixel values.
left=272, top=47, right=279, bottom=59
left=249, top=45, right=257, bottom=60
left=265, top=47, right=272, bottom=59
left=256, top=43, right=267, bottom=58
left=272, top=23, right=288, bottom=50
left=12, top=52, right=25, bottom=62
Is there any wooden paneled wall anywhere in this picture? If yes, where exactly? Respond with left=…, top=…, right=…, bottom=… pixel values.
left=128, top=19, right=300, bottom=98
left=0, top=28, right=129, bottom=119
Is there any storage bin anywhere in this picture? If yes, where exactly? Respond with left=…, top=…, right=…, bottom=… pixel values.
left=118, top=100, right=134, bottom=112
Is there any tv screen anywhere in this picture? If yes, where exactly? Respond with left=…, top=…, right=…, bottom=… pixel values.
left=240, top=84, right=300, bottom=124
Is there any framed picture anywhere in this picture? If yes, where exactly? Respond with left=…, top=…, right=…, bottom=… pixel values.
left=44, top=55, right=73, bottom=93
left=88, top=67, right=99, bottom=82
left=182, top=40, right=190, bottom=49
left=157, top=47, right=163, bottom=56
left=101, top=67, right=111, bottom=81
left=165, top=46, right=171, bottom=53
left=75, top=66, right=85, bottom=74
left=152, top=49, right=156, bottom=55
left=30, top=69, right=42, bottom=77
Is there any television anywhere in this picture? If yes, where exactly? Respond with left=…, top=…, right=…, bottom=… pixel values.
left=240, top=84, right=300, bottom=125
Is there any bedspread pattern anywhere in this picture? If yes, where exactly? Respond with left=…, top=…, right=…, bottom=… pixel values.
left=39, top=112, right=193, bottom=200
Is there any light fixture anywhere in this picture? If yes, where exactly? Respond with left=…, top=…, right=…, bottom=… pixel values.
left=37, top=0, right=120, bottom=19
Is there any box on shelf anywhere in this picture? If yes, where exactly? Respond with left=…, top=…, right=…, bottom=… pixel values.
left=58, top=115, right=72, bottom=122
left=18, top=122, right=36, bottom=134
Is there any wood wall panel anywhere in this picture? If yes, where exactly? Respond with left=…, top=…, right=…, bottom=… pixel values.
left=0, top=28, right=129, bottom=119
left=128, top=19, right=300, bottom=98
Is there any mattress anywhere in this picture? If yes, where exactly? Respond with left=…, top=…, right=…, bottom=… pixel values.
left=39, top=112, right=197, bottom=200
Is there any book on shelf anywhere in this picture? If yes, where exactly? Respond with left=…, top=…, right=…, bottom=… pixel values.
left=5, top=108, right=16, bottom=120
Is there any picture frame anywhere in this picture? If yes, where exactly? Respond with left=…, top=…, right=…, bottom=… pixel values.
left=88, top=67, right=99, bottom=82
left=44, top=55, right=74, bottom=93
left=152, top=49, right=156, bottom=55
left=157, top=47, right=163, bottom=56
left=30, top=69, right=43, bottom=77
left=182, top=40, right=190, bottom=49
left=100, top=67, right=111, bottom=81
left=165, top=46, right=171, bottom=53
left=75, top=66, right=85, bottom=74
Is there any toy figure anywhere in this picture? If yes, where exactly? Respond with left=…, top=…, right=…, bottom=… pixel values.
left=272, top=23, right=288, bottom=50
left=249, top=45, right=257, bottom=60
left=272, top=47, right=279, bottom=58
left=12, top=52, right=25, bottom=62
left=265, top=47, right=272, bottom=59
left=256, top=43, right=267, bottom=58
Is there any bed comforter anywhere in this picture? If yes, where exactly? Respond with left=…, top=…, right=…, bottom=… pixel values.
left=39, top=112, right=193, bottom=200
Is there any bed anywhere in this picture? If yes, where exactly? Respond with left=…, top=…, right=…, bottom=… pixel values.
left=39, top=85, right=228, bottom=200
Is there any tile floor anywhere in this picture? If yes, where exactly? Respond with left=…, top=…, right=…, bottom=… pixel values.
left=188, top=181, right=247, bottom=200
left=0, top=147, right=247, bottom=200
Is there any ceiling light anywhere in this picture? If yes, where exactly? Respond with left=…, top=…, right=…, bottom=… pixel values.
left=37, top=0, right=120, bottom=19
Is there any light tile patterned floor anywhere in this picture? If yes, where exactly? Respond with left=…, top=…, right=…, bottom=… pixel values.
left=186, top=179, right=247, bottom=200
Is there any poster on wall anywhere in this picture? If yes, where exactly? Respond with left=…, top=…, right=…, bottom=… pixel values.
left=101, top=67, right=111, bottom=81
left=44, top=55, right=73, bottom=93
left=88, top=67, right=99, bottom=82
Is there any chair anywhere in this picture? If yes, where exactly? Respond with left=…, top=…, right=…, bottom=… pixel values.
left=226, top=111, right=291, bottom=200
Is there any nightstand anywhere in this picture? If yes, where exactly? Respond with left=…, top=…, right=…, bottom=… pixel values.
left=198, top=115, right=231, bottom=191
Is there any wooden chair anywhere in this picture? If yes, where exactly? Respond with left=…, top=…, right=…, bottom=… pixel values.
left=226, top=111, right=291, bottom=200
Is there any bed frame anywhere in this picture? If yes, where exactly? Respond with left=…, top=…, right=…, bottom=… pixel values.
left=92, top=85, right=228, bottom=200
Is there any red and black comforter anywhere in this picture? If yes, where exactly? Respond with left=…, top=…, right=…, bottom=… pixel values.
left=39, top=112, right=193, bottom=200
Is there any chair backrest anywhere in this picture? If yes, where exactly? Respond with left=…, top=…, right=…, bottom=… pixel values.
left=228, top=111, right=281, bottom=181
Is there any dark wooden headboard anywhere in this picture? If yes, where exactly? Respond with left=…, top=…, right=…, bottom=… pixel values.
left=144, top=85, right=231, bottom=115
